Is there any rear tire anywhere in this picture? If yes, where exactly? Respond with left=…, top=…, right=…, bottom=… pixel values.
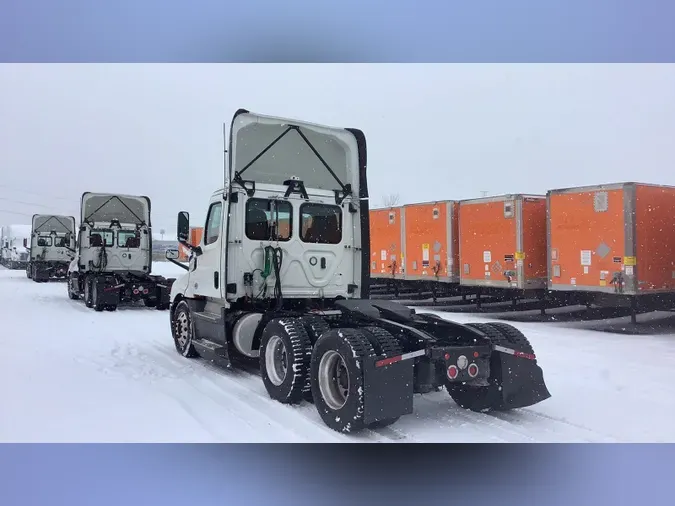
left=310, top=328, right=375, bottom=433
left=171, top=300, right=199, bottom=358
left=259, top=318, right=313, bottom=405
left=92, top=280, right=105, bottom=311
left=144, top=298, right=157, bottom=308
left=486, top=322, right=535, bottom=355
left=84, top=276, right=94, bottom=308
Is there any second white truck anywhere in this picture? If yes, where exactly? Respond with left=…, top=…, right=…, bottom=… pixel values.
left=26, top=214, right=77, bottom=281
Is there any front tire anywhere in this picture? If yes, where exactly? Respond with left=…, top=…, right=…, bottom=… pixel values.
left=259, top=318, right=313, bottom=405
left=171, top=300, right=199, bottom=358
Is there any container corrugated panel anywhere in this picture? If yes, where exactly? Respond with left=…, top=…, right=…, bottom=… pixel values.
left=369, top=208, right=403, bottom=279
left=402, top=200, right=459, bottom=283
left=547, top=182, right=675, bottom=295
left=459, top=194, right=547, bottom=289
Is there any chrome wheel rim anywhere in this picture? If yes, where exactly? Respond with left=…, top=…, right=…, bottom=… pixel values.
left=265, top=335, right=288, bottom=386
left=176, top=311, right=190, bottom=348
left=318, top=350, right=350, bottom=410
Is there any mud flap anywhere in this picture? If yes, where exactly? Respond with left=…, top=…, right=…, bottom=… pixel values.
left=493, top=350, right=551, bottom=410
left=95, top=278, right=121, bottom=306
left=361, top=356, right=414, bottom=425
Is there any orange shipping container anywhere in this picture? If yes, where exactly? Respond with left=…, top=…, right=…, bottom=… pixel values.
left=402, top=200, right=460, bottom=282
left=547, top=182, right=675, bottom=295
left=369, top=207, right=403, bottom=278
left=179, top=226, right=204, bottom=261
left=459, top=194, right=547, bottom=290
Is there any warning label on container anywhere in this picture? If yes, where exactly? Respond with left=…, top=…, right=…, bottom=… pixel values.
left=624, top=256, right=637, bottom=266
left=515, top=251, right=525, bottom=260
left=625, top=266, right=634, bottom=276
left=581, top=250, right=592, bottom=266
left=483, top=251, right=492, bottom=263
left=422, top=244, right=430, bottom=262
left=583, top=266, right=589, bottom=274
left=381, top=249, right=387, bottom=261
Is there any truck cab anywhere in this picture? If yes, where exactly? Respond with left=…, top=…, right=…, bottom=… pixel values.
left=170, top=109, right=369, bottom=309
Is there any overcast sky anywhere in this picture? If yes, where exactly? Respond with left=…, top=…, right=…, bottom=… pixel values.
left=1, top=64, right=674, bottom=235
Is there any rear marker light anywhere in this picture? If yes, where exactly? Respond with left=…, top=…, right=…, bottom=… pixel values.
left=133, top=289, right=139, bottom=295
left=467, top=363, right=479, bottom=378
left=447, top=365, right=459, bottom=380
left=444, top=353, right=450, bottom=360
left=143, top=289, right=149, bottom=294
left=473, top=351, right=479, bottom=358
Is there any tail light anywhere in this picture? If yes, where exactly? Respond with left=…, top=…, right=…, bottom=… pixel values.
left=447, top=365, right=459, bottom=380
left=467, top=363, right=479, bottom=378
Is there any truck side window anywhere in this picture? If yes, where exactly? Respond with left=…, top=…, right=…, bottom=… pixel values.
left=300, top=203, right=342, bottom=244
left=245, top=198, right=292, bottom=242
left=204, top=202, right=223, bottom=245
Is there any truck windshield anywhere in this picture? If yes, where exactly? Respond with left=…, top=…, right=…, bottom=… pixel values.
left=37, top=237, right=53, bottom=247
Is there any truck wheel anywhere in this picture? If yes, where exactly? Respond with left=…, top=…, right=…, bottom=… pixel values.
left=84, top=276, right=94, bottom=308
left=300, top=315, right=331, bottom=344
left=259, top=318, right=313, bottom=405
left=486, top=322, right=535, bottom=355
left=445, top=322, right=510, bottom=413
left=26, top=265, right=32, bottom=279
left=299, top=316, right=331, bottom=399
left=171, top=300, right=199, bottom=358
left=67, top=276, right=79, bottom=300
left=91, top=281, right=105, bottom=312
left=310, top=328, right=376, bottom=433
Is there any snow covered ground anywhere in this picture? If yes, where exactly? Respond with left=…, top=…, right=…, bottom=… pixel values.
left=2, top=262, right=674, bottom=443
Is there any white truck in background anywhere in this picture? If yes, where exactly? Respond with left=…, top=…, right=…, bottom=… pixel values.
left=26, top=214, right=77, bottom=282
left=0, top=224, right=31, bottom=270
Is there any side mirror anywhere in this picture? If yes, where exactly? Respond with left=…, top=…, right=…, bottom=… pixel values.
left=177, top=211, right=190, bottom=243
left=165, top=248, right=180, bottom=260
left=23, top=238, right=27, bottom=248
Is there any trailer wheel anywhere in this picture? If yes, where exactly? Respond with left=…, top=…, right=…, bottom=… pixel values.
left=310, top=328, right=375, bottom=433
left=445, top=322, right=510, bottom=413
left=171, top=300, right=199, bottom=358
left=259, top=318, right=313, bottom=405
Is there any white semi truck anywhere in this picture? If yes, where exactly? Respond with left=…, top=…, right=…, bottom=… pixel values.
left=0, top=224, right=31, bottom=270
left=66, top=192, right=175, bottom=311
left=25, top=214, right=77, bottom=281
left=165, top=109, right=551, bottom=434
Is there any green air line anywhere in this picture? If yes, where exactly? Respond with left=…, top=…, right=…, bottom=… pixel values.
left=261, top=246, right=273, bottom=278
